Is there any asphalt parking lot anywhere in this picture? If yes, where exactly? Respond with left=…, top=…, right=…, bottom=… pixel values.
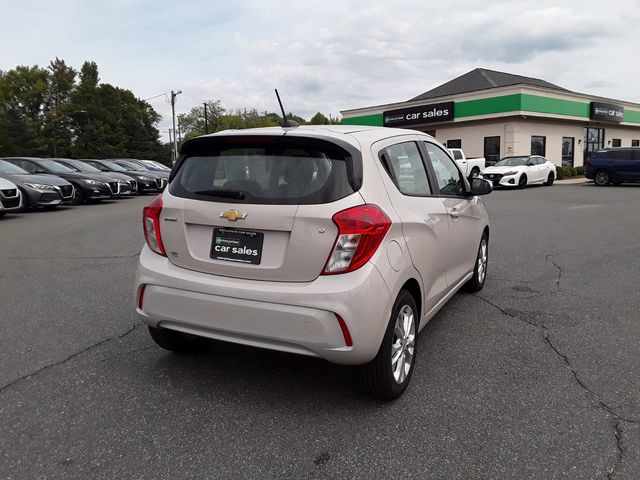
left=1, top=185, right=639, bottom=480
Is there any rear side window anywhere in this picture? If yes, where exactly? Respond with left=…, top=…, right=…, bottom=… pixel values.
left=170, top=137, right=357, bottom=205
left=379, top=142, right=431, bottom=196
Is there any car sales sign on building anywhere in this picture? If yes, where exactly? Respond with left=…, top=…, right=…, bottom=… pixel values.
left=383, top=102, right=454, bottom=127
left=590, top=102, right=624, bottom=123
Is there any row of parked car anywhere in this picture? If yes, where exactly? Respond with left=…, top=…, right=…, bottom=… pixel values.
left=0, top=157, right=171, bottom=216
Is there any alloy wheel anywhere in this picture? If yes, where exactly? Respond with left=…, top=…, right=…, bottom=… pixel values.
left=478, top=238, right=488, bottom=284
left=391, top=304, right=416, bottom=384
left=595, top=171, right=610, bottom=185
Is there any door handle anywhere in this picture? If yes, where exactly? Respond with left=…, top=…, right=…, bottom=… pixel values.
left=449, top=207, right=460, bottom=218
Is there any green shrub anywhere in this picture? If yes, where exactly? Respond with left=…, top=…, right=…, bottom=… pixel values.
left=556, top=167, right=565, bottom=180
left=570, top=167, right=578, bottom=176
left=576, top=166, right=585, bottom=176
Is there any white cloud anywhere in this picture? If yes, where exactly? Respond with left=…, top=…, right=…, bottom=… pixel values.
left=2, top=0, right=640, bottom=131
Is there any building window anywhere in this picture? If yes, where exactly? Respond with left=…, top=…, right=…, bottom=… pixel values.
left=611, top=138, right=622, bottom=147
left=632, top=140, right=639, bottom=147
left=484, top=136, right=501, bottom=165
left=562, top=137, right=574, bottom=168
left=531, top=136, right=546, bottom=156
left=446, top=139, right=462, bottom=149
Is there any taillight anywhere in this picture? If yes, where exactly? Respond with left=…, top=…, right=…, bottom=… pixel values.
left=143, top=195, right=166, bottom=257
left=322, top=204, right=391, bottom=275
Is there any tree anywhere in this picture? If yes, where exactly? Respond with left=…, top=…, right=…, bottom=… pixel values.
left=0, top=65, right=50, bottom=156
left=177, top=100, right=224, bottom=140
left=309, top=112, right=330, bottom=125
left=44, top=58, right=77, bottom=157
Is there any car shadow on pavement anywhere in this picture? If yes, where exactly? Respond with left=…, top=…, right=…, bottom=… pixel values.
left=148, top=338, right=372, bottom=404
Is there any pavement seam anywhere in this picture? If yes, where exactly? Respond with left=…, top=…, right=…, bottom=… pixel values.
left=0, top=323, right=142, bottom=395
left=474, top=293, right=638, bottom=479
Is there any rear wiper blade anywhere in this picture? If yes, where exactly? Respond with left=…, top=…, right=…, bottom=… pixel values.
left=194, top=189, right=246, bottom=199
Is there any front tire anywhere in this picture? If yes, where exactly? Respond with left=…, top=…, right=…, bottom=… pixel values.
left=148, top=326, right=208, bottom=353
left=544, top=172, right=555, bottom=186
left=518, top=174, right=528, bottom=189
left=465, top=233, right=489, bottom=292
left=72, top=184, right=84, bottom=205
left=594, top=170, right=611, bottom=186
left=359, top=290, right=418, bottom=400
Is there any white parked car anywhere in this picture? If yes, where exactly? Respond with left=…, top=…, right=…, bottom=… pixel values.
left=135, top=125, right=493, bottom=399
left=447, top=148, right=486, bottom=179
left=0, top=177, right=22, bottom=216
left=482, top=155, right=557, bottom=188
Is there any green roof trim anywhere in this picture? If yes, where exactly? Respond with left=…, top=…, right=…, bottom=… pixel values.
left=342, top=94, right=640, bottom=125
left=624, top=109, right=640, bottom=124
left=520, top=94, right=589, bottom=118
left=455, top=94, right=522, bottom=117
left=341, top=113, right=383, bottom=126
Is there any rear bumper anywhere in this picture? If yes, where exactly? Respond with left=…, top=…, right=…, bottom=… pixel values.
left=135, top=246, right=392, bottom=365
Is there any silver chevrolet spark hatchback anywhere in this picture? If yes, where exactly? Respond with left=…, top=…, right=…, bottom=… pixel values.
left=135, top=125, right=492, bottom=399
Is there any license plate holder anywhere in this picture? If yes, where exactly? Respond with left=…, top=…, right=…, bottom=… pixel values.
left=210, top=227, right=264, bottom=265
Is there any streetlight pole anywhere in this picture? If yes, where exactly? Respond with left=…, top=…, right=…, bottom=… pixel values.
left=203, top=102, right=209, bottom=134
left=170, top=90, right=182, bottom=164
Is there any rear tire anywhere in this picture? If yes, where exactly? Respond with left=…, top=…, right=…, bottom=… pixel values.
left=469, top=168, right=480, bottom=180
left=359, top=290, right=418, bottom=400
left=465, top=233, right=489, bottom=292
left=544, top=172, right=555, bottom=186
left=594, top=170, right=611, bottom=186
left=148, top=326, right=208, bottom=353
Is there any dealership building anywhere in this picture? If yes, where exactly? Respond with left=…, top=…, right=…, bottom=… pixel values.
left=341, top=68, right=640, bottom=167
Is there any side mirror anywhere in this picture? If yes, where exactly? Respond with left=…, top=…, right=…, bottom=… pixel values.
left=468, top=177, right=492, bottom=196
left=527, top=162, right=535, bottom=166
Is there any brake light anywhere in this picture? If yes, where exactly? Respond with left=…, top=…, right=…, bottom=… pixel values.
left=323, top=204, right=391, bottom=275
left=143, top=195, right=166, bottom=257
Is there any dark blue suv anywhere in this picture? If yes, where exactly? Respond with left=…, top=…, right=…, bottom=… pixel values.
left=585, top=148, right=640, bottom=186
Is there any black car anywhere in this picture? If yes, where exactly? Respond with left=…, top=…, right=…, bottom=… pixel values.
left=54, top=159, right=138, bottom=196
left=108, top=159, right=169, bottom=189
left=1, top=157, right=117, bottom=204
left=81, top=159, right=163, bottom=194
left=0, top=159, right=75, bottom=209
left=110, top=158, right=170, bottom=180
left=585, top=148, right=640, bottom=186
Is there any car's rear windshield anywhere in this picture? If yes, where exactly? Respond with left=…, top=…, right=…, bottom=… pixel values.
left=170, top=136, right=359, bottom=205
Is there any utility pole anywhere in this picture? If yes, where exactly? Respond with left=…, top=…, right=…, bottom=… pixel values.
left=170, top=90, right=182, bottom=164
left=203, top=102, right=209, bottom=134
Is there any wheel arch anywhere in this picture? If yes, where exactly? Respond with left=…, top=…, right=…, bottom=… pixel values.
left=400, top=278, right=422, bottom=323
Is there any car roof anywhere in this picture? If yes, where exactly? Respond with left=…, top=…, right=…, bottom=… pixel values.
left=196, top=125, right=435, bottom=147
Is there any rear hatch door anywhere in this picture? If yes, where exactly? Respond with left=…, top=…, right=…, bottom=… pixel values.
left=160, top=133, right=363, bottom=282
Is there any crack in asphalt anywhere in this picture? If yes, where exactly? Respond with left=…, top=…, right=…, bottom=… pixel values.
left=0, top=323, right=143, bottom=395
left=608, top=420, right=625, bottom=480
left=474, top=293, right=638, bottom=479
left=545, top=254, right=563, bottom=291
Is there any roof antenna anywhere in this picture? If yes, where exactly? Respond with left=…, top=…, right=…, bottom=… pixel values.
left=275, top=89, right=299, bottom=128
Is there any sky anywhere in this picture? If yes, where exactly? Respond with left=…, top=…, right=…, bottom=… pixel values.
left=2, top=0, right=639, bottom=134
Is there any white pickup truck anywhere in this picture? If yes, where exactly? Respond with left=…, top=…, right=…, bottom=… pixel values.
left=448, top=148, right=486, bottom=179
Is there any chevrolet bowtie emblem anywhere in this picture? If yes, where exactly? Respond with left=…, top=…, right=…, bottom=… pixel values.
left=219, top=209, right=248, bottom=221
